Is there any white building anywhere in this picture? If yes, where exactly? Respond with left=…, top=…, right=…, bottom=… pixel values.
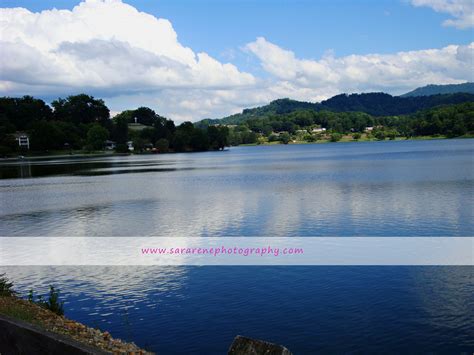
left=14, top=133, right=30, bottom=150
left=312, top=127, right=326, bottom=133
left=105, top=140, right=116, bottom=150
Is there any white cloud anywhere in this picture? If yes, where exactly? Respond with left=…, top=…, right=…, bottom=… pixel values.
left=410, top=0, right=474, bottom=29
left=245, top=37, right=474, bottom=100
left=0, top=0, right=255, bottom=96
left=0, top=0, right=473, bottom=121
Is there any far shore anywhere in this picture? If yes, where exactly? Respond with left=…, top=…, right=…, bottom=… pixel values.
left=239, top=134, right=473, bottom=147
left=0, top=151, right=126, bottom=163
left=1, top=135, right=472, bottom=163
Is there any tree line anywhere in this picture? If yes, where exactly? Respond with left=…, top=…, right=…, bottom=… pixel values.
left=0, top=94, right=229, bottom=156
left=198, top=93, right=474, bottom=127
left=221, top=102, right=474, bottom=145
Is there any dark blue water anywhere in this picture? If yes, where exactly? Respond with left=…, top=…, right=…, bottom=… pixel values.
left=1, top=139, right=473, bottom=353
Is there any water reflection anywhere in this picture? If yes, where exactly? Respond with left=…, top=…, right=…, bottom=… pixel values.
left=0, top=156, right=197, bottom=179
left=0, top=140, right=473, bottom=236
left=0, top=140, right=473, bottom=352
left=0, top=266, right=472, bottom=353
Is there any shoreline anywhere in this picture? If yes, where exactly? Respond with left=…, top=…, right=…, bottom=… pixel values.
left=238, top=135, right=473, bottom=147
left=0, top=151, right=126, bottom=163
left=0, top=295, right=152, bottom=354
left=1, top=135, right=472, bottom=163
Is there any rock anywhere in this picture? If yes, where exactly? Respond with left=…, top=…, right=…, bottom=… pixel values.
left=228, top=335, right=293, bottom=355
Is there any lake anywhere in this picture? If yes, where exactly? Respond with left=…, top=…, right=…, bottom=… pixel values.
left=0, top=139, right=473, bottom=353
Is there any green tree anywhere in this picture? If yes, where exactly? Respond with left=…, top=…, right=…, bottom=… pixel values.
left=279, top=132, right=291, bottom=144
left=140, top=127, right=157, bottom=145
left=190, top=129, right=210, bottom=151
left=374, top=130, right=385, bottom=140
left=30, top=121, right=64, bottom=151
left=133, top=107, right=157, bottom=126
left=0, top=96, right=52, bottom=131
left=172, top=122, right=195, bottom=151
left=112, top=114, right=129, bottom=147
left=172, top=130, right=189, bottom=152
left=387, top=130, right=398, bottom=140
left=86, top=124, right=109, bottom=150
left=52, top=94, right=110, bottom=126
left=207, top=126, right=229, bottom=150
left=0, top=134, right=18, bottom=156
left=0, top=273, right=15, bottom=296
left=132, top=136, right=146, bottom=152
left=330, top=133, right=342, bottom=142
left=155, top=138, right=169, bottom=152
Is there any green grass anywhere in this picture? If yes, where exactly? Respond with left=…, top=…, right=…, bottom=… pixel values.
left=0, top=301, right=37, bottom=324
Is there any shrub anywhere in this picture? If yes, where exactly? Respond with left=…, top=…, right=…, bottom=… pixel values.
left=352, top=132, right=362, bottom=140
left=330, top=133, right=342, bottom=142
left=268, top=134, right=279, bottom=142
left=279, top=132, right=291, bottom=144
left=86, top=124, right=109, bottom=150
left=374, top=131, right=385, bottom=140
left=115, top=143, right=129, bottom=153
left=387, top=131, right=397, bottom=140
left=155, top=138, right=169, bottom=152
left=0, top=273, right=15, bottom=297
left=29, top=286, right=64, bottom=316
left=304, top=134, right=316, bottom=142
left=44, top=286, right=64, bottom=316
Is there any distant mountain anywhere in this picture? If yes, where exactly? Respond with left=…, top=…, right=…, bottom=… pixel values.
left=197, top=92, right=474, bottom=126
left=401, top=82, right=474, bottom=97
left=320, top=92, right=474, bottom=116
left=197, top=98, right=321, bottom=126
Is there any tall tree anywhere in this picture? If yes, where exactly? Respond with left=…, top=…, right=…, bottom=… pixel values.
left=86, top=124, right=109, bottom=150
left=0, top=96, right=52, bottom=131
left=52, top=94, right=110, bottom=125
left=133, top=107, right=157, bottom=126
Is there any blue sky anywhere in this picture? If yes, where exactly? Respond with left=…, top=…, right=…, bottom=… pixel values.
left=3, top=0, right=472, bottom=60
left=0, top=0, right=473, bottom=120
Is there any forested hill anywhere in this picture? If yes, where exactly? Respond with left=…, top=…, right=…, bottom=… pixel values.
left=400, top=82, right=474, bottom=97
left=198, top=98, right=321, bottom=126
left=197, top=92, right=474, bottom=126
left=320, top=92, right=474, bottom=116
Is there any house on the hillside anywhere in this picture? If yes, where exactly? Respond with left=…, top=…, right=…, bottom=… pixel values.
left=14, top=132, right=30, bottom=150
left=105, top=140, right=134, bottom=151
left=105, top=140, right=116, bottom=150
left=312, top=127, right=326, bottom=133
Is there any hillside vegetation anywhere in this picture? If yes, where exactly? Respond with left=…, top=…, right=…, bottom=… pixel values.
left=197, top=92, right=474, bottom=127
left=0, top=94, right=228, bottom=156
left=222, top=102, right=474, bottom=145
left=401, top=82, right=474, bottom=97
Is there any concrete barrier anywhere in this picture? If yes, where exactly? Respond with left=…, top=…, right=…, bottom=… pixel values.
left=0, top=315, right=109, bottom=355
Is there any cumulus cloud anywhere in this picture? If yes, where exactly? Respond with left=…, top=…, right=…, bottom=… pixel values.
left=410, top=0, right=474, bottom=29
left=0, top=0, right=255, bottom=96
left=245, top=37, right=474, bottom=100
left=0, top=0, right=473, bottom=121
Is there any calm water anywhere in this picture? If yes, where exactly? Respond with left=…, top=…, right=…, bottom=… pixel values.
left=1, top=140, right=473, bottom=353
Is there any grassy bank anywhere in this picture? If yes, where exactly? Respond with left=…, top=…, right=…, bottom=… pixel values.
left=0, top=275, right=152, bottom=354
